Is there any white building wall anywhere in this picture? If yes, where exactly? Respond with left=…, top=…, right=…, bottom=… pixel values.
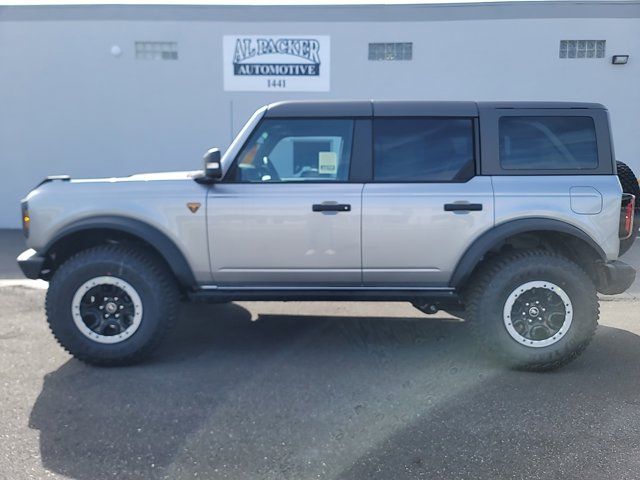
left=1, top=5, right=639, bottom=227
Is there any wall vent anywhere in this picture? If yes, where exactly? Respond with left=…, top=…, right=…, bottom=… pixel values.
left=135, top=42, right=178, bottom=60
left=368, top=42, right=413, bottom=61
left=559, top=40, right=605, bottom=59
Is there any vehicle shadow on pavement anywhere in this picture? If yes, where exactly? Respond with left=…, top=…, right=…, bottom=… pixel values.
left=29, top=302, right=640, bottom=480
left=339, top=325, right=640, bottom=480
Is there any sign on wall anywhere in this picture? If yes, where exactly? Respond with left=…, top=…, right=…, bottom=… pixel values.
left=223, top=35, right=330, bottom=92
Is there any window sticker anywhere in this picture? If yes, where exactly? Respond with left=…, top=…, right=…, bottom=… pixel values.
left=318, top=151, right=338, bottom=174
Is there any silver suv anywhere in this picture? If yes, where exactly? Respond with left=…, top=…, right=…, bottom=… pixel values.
left=17, top=101, right=637, bottom=370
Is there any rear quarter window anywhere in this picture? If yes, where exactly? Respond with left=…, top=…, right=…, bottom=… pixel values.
left=499, top=116, right=598, bottom=170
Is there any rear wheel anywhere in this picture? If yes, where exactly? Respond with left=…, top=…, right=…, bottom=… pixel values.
left=46, top=245, right=180, bottom=366
left=617, top=161, right=640, bottom=255
left=466, top=250, right=598, bottom=371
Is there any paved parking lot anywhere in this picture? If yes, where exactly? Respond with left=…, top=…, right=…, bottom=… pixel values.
left=2, top=231, right=640, bottom=479
left=0, top=229, right=24, bottom=279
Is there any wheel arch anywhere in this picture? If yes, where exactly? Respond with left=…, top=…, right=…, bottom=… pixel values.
left=40, top=216, right=196, bottom=290
left=450, top=218, right=606, bottom=288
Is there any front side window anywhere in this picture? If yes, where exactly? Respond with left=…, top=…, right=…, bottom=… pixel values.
left=373, top=118, right=475, bottom=182
left=227, top=119, right=354, bottom=183
left=499, top=116, right=598, bottom=170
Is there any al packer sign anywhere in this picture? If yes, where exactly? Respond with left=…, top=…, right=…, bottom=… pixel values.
left=223, top=35, right=330, bottom=92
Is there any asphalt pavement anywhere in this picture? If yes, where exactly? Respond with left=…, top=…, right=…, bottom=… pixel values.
left=1, top=231, right=640, bottom=479
left=0, top=229, right=24, bottom=278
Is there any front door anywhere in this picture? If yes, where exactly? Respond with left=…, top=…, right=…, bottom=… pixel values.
left=207, top=117, right=362, bottom=286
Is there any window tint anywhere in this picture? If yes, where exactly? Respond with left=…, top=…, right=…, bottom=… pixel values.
left=228, top=119, right=354, bottom=182
left=373, top=118, right=475, bottom=182
left=499, top=116, right=598, bottom=170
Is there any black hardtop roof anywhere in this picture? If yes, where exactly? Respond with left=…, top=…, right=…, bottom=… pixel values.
left=264, top=100, right=606, bottom=118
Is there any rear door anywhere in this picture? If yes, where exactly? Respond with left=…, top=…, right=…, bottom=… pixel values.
left=362, top=115, right=494, bottom=286
left=207, top=117, right=366, bottom=286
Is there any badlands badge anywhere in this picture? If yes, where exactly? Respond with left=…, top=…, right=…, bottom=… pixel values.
left=187, top=202, right=201, bottom=214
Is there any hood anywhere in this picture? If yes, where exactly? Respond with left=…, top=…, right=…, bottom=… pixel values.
left=70, top=170, right=200, bottom=184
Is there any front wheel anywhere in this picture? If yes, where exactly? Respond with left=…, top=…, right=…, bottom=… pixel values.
left=46, top=245, right=180, bottom=366
left=466, top=250, right=599, bottom=371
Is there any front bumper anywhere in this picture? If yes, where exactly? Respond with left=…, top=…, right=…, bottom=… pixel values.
left=596, top=260, right=636, bottom=295
left=17, top=249, right=45, bottom=279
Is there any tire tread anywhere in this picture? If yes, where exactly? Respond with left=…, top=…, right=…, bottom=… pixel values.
left=45, top=244, right=180, bottom=366
left=617, top=161, right=640, bottom=255
left=465, top=249, right=599, bottom=371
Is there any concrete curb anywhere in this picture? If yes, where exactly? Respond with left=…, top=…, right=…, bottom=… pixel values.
left=0, top=279, right=48, bottom=289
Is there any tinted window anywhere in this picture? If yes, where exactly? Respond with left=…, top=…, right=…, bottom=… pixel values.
left=499, top=116, right=598, bottom=170
left=373, top=118, right=475, bottom=182
left=228, top=119, right=354, bottom=182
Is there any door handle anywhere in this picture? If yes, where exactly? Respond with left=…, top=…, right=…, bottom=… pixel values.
left=312, top=203, right=351, bottom=212
left=444, top=203, right=483, bottom=212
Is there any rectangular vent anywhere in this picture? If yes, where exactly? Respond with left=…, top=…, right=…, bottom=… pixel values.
left=368, top=42, right=413, bottom=61
left=559, top=40, right=605, bottom=59
left=135, top=42, right=178, bottom=60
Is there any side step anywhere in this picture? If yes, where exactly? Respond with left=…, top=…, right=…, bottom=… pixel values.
left=188, top=287, right=461, bottom=307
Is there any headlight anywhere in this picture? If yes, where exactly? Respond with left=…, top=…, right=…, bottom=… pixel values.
left=21, top=201, right=30, bottom=238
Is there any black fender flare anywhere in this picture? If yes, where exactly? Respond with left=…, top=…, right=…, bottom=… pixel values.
left=43, top=216, right=197, bottom=288
left=449, top=218, right=606, bottom=288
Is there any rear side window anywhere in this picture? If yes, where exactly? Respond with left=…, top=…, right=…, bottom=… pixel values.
left=499, top=116, right=598, bottom=170
left=373, top=118, right=475, bottom=182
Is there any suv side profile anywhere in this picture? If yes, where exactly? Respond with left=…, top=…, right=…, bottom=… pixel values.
left=18, top=101, right=637, bottom=370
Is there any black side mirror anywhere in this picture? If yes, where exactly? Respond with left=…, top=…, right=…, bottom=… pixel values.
left=203, top=148, right=222, bottom=180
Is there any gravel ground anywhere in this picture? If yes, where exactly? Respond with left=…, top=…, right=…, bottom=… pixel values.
left=1, top=286, right=640, bottom=480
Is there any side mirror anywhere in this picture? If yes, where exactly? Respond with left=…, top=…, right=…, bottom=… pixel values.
left=203, top=148, right=222, bottom=180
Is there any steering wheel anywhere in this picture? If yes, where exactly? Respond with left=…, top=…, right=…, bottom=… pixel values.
left=237, top=156, right=281, bottom=182
left=256, top=155, right=281, bottom=182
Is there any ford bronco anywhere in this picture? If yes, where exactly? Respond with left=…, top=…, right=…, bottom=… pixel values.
left=17, top=101, right=637, bottom=370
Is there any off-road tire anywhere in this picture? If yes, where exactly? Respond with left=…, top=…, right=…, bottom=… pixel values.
left=46, top=245, right=180, bottom=366
left=466, top=250, right=599, bottom=371
left=617, top=161, right=640, bottom=255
